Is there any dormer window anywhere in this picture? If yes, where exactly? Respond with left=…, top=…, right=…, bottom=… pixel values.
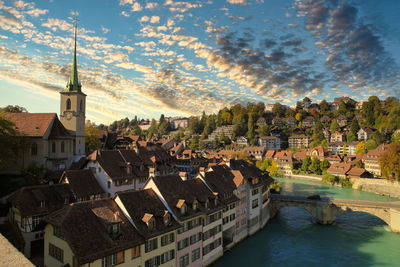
left=205, top=199, right=209, bottom=209
left=192, top=200, right=198, bottom=211
left=163, top=212, right=171, bottom=226
left=40, top=201, right=45, bottom=208
left=142, top=213, right=156, bottom=230
left=108, top=223, right=121, bottom=240
left=181, top=204, right=187, bottom=215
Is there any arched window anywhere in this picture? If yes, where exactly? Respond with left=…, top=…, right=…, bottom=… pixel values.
left=66, top=98, right=71, bottom=110
left=80, top=100, right=83, bottom=112
left=61, top=141, right=65, bottom=153
left=52, top=142, right=56, bottom=153
left=31, top=143, right=37, bottom=156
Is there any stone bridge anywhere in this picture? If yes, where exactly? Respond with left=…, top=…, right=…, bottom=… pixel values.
left=270, top=194, right=400, bottom=233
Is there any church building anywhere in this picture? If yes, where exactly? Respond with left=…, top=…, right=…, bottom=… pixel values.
left=4, top=22, right=85, bottom=172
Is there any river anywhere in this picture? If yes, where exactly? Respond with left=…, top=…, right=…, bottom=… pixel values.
left=211, top=177, right=400, bottom=267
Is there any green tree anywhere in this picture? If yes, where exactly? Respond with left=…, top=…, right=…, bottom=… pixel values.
left=320, top=159, right=330, bottom=172
left=365, top=139, right=377, bottom=151
left=330, top=119, right=339, bottom=133
left=380, top=143, right=400, bottom=180
left=189, top=135, right=200, bottom=151
left=346, top=133, right=357, bottom=142
left=129, top=125, right=142, bottom=136
left=272, top=103, right=285, bottom=118
left=0, top=105, right=28, bottom=113
left=350, top=119, right=360, bottom=136
left=247, top=113, right=255, bottom=140
left=85, top=123, right=102, bottom=154
left=0, top=114, right=26, bottom=170
left=301, top=156, right=312, bottom=172
left=310, top=157, right=322, bottom=175
left=319, top=100, right=330, bottom=114
left=146, top=119, right=158, bottom=139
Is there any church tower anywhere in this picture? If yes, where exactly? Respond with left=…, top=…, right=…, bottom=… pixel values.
left=60, top=19, right=86, bottom=156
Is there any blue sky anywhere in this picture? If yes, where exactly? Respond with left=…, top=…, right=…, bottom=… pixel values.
left=0, top=0, right=399, bottom=124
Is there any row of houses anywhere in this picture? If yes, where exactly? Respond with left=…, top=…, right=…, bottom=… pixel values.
left=7, top=160, right=274, bottom=267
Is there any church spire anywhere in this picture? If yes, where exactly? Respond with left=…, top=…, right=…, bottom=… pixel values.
left=67, top=17, right=81, bottom=92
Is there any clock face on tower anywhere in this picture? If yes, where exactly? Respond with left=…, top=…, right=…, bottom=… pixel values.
left=66, top=112, right=72, bottom=120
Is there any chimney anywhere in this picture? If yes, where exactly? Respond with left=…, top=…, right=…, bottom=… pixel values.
left=149, top=167, right=155, bottom=177
left=179, top=172, right=187, bottom=181
left=199, top=167, right=205, bottom=177
left=126, top=162, right=132, bottom=175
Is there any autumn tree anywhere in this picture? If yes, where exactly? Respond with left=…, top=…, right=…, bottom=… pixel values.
left=0, top=105, right=28, bottom=113
left=380, top=143, right=400, bottom=180
left=355, top=142, right=366, bottom=155
left=85, top=123, right=102, bottom=154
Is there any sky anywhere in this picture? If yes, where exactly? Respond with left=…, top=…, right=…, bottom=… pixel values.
left=0, top=0, right=399, bottom=125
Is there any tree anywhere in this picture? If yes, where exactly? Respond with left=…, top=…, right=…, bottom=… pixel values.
left=355, top=142, right=366, bottom=155
left=301, top=156, right=312, bottom=172
left=0, top=105, right=28, bottom=113
left=380, top=143, right=400, bottom=180
left=260, top=159, right=279, bottom=176
left=365, top=139, right=377, bottom=151
left=338, top=100, right=347, bottom=115
left=310, top=157, right=322, bottom=175
left=319, top=100, right=330, bottom=114
left=295, top=113, right=302, bottom=121
left=0, top=115, right=26, bottom=170
left=272, top=103, right=285, bottom=118
left=247, top=113, right=255, bottom=140
left=85, top=123, right=102, bottom=154
left=330, top=119, right=339, bottom=133
left=146, top=119, right=158, bottom=139
left=350, top=119, right=360, bottom=136
left=189, top=135, right=200, bottom=151
left=320, top=159, right=330, bottom=172
left=346, top=133, right=357, bottom=142
left=129, top=125, right=142, bottom=136
left=342, top=143, right=347, bottom=156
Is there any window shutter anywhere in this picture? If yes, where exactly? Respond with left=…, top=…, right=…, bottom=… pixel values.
left=117, top=251, right=124, bottom=263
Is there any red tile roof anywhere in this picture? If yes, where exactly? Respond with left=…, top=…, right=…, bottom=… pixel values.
left=4, top=113, right=56, bottom=137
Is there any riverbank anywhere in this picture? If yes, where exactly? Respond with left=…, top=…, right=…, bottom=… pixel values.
left=282, top=174, right=400, bottom=199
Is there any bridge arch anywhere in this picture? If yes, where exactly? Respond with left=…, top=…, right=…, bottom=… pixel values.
left=329, top=205, right=391, bottom=225
left=270, top=201, right=320, bottom=222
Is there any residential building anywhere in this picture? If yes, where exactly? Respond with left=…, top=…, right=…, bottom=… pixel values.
left=235, top=136, right=248, bottom=146
left=337, top=115, right=347, bottom=127
left=285, top=117, right=297, bottom=126
left=274, top=151, right=297, bottom=176
left=229, top=170, right=248, bottom=243
left=320, top=115, right=331, bottom=124
left=288, top=135, right=311, bottom=148
left=272, top=117, right=283, bottom=125
left=362, top=144, right=389, bottom=176
left=144, top=174, right=220, bottom=267
left=358, top=127, right=376, bottom=141
left=256, top=117, right=266, bottom=127
left=207, top=125, right=235, bottom=141
left=302, top=116, right=315, bottom=127
left=242, top=146, right=266, bottom=161
left=327, top=142, right=359, bottom=156
left=330, top=132, right=346, bottom=142
left=229, top=160, right=274, bottom=235
left=308, top=147, right=327, bottom=160
left=199, top=165, right=239, bottom=250
left=59, top=169, right=106, bottom=202
left=326, top=163, right=352, bottom=178
left=115, top=189, right=181, bottom=267
left=170, top=117, right=189, bottom=130
left=323, top=128, right=331, bottom=141
left=258, top=136, right=281, bottom=150
left=44, top=198, right=144, bottom=267
left=8, top=184, right=74, bottom=257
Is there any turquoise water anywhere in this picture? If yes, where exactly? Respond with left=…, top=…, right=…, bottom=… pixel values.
left=212, top=177, right=400, bottom=267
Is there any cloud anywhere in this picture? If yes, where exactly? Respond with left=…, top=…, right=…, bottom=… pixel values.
left=227, top=0, right=247, bottom=5
left=150, top=16, right=160, bottom=24
left=101, top=26, right=110, bottom=34
left=145, top=2, right=159, bottom=9
left=25, top=8, right=48, bottom=17
left=120, top=11, right=130, bottom=17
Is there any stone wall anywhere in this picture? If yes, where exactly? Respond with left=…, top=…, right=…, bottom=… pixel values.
left=351, top=178, right=400, bottom=199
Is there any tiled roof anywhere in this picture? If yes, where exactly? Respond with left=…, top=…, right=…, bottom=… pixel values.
left=8, top=184, right=74, bottom=218
left=4, top=113, right=68, bottom=138
left=150, top=174, right=221, bottom=221
left=327, top=163, right=352, bottom=174
left=60, top=170, right=105, bottom=198
left=229, top=159, right=274, bottom=187
left=115, top=189, right=181, bottom=239
left=48, top=116, right=72, bottom=139
left=347, top=167, right=368, bottom=176
left=203, top=165, right=239, bottom=204
left=44, top=198, right=143, bottom=265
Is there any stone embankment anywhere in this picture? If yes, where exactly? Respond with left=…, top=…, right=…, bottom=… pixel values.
left=284, top=174, right=400, bottom=199
left=351, top=178, right=400, bottom=199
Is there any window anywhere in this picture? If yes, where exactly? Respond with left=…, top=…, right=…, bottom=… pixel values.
left=32, top=215, right=41, bottom=229
left=252, top=188, right=259, bottom=195
left=131, top=245, right=140, bottom=259
left=203, top=225, right=222, bottom=241
left=145, top=256, right=160, bottom=267
left=252, top=199, right=259, bottom=209
left=145, top=238, right=158, bottom=253
left=181, top=204, right=187, bottom=215
left=52, top=142, right=56, bottom=153
left=61, top=141, right=65, bottom=153
left=31, top=143, right=37, bottom=156
left=53, top=226, right=64, bottom=240
left=161, top=249, right=175, bottom=264
left=66, top=98, right=71, bottom=110
left=189, top=232, right=202, bottom=245
left=49, top=243, right=63, bottom=263
left=163, top=214, right=171, bottom=226
left=101, top=253, right=117, bottom=267
left=40, top=200, right=45, bottom=208
left=192, top=248, right=200, bottom=262
left=203, top=238, right=221, bottom=255
left=241, top=197, right=246, bottom=204
left=193, top=200, right=198, bottom=210
left=178, top=237, right=189, bottom=250
left=161, top=233, right=174, bottom=246
left=179, top=254, right=189, bottom=267
left=107, top=181, right=111, bottom=189
left=230, top=213, right=236, bottom=221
